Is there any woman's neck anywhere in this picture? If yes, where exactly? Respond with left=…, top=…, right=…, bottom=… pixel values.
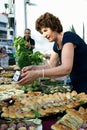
left=57, top=32, right=64, bottom=50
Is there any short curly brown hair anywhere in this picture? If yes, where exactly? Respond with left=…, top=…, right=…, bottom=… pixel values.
left=35, top=12, right=63, bottom=33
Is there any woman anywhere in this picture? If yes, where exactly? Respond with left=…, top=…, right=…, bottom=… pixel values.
left=0, top=47, right=9, bottom=67
left=18, top=12, right=87, bottom=93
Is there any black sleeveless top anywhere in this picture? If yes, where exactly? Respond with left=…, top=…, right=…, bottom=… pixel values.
left=53, top=31, right=87, bottom=93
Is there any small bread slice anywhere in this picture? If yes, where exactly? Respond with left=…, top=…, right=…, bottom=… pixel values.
left=51, top=122, right=72, bottom=130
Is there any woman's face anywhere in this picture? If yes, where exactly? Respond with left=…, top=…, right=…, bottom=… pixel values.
left=41, top=27, right=58, bottom=42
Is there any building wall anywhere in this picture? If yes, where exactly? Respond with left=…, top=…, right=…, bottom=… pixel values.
left=0, top=13, right=8, bottom=45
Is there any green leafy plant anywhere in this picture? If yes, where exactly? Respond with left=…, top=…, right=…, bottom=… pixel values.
left=82, top=22, right=85, bottom=41
left=69, top=24, right=76, bottom=33
left=13, top=36, right=44, bottom=70
left=69, top=23, right=85, bottom=41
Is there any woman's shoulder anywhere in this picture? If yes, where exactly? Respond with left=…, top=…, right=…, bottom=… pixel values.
left=63, top=31, right=82, bottom=42
left=64, top=31, right=76, bottom=36
left=65, top=31, right=86, bottom=43
left=64, top=31, right=82, bottom=39
left=63, top=31, right=86, bottom=46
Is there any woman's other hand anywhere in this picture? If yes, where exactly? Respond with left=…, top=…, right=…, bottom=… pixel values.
left=22, top=66, right=33, bottom=73
left=18, top=70, right=37, bottom=85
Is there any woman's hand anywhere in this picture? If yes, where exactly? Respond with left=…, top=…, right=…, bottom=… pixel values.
left=18, top=70, right=37, bottom=85
left=22, top=66, right=33, bottom=73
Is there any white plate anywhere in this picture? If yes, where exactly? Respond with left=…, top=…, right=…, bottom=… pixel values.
left=37, top=124, right=42, bottom=130
left=24, top=118, right=42, bottom=130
